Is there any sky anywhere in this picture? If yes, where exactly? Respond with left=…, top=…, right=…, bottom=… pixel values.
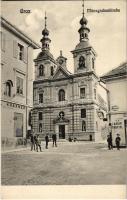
left=1, top=0, right=127, bottom=76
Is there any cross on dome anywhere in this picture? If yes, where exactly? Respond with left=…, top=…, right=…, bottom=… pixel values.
left=82, top=0, right=85, bottom=16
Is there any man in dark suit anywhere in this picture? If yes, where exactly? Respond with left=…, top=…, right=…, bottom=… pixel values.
left=52, top=133, right=57, bottom=147
left=115, top=134, right=121, bottom=150
left=45, top=134, right=49, bottom=149
left=30, top=131, right=35, bottom=151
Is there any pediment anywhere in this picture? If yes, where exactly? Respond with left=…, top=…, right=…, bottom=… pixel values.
left=53, top=67, right=70, bottom=79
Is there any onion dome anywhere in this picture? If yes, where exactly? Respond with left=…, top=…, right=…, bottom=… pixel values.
left=80, top=16, right=88, bottom=25
left=40, top=12, right=51, bottom=50
left=42, top=27, right=49, bottom=36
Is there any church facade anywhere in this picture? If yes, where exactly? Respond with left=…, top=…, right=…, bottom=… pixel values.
left=32, top=8, right=107, bottom=141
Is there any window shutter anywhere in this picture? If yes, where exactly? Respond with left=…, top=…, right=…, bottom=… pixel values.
left=23, top=47, right=27, bottom=63
left=13, top=40, right=18, bottom=58
left=1, top=32, right=6, bottom=52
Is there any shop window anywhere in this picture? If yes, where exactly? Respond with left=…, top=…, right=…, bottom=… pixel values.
left=14, top=113, right=23, bottom=137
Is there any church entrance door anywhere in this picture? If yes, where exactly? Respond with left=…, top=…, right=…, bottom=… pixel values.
left=59, top=125, right=65, bottom=139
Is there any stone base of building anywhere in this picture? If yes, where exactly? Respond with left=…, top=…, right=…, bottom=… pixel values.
left=1, top=137, right=28, bottom=151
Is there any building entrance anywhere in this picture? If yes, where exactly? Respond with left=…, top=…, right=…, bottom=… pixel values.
left=59, top=125, right=65, bottom=139
left=14, top=113, right=23, bottom=137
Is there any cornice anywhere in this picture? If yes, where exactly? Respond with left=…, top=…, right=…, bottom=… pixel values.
left=1, top=16, right=40, bottom=49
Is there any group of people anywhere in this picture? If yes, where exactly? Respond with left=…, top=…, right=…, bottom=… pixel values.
left=107, top=133, right=121, bottom=150
left=30, top=132, right=57, bottom=152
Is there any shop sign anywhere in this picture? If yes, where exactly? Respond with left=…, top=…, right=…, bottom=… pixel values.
left=112, top=119, right=123, bottom=129
left=111, top=105, right=119, bottom=111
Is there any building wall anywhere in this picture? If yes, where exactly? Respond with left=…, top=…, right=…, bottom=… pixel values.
left=106, top=78, right=127, bottom=145
left=1, top=24, right=35, bottom=146
left=107, top=78, right=127, bottom=111
left=33, top=71, right=105, bottom=141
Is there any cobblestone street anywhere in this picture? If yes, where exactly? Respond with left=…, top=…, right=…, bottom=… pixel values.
left=1, top=142, right=127, bottom=185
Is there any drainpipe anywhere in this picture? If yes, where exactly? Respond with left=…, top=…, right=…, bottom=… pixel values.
left=25, top=44, right=31, bottom=140
left=72, top=78, right=74, bottom=137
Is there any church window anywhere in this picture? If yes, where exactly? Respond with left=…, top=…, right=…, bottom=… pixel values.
left=94, top=88, right=96, bottom=99
left=39, top=93, right=43, bottom=103
left=39, top=112, right=43, bottom=120
left=58, top=89, right=65, bottom=101
left=82, top=120, right=86, bottom=131
left=85, top=33, right=88, bottom=38
left=79, top=56, right=86, bottom=68
left=92, top=58, right=95, bottom=69
left=80, top=88, right=85, bottom=98
left=51, top=66, right=54, bottom=76
left=39, top=123, right=42, bottom=132
left=81, top=109, right=86, bottom=118
left=96, top=121, right=98, bottom=131
left=81, top=33, right=84, bottom=38
left=39, top=65, right=44, bottom=76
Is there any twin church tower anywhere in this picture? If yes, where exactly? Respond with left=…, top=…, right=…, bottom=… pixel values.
left=32, top=2, right=106, bottom=141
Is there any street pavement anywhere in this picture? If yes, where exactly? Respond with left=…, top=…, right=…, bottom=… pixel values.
left=1, top=141, right=127, bottom=185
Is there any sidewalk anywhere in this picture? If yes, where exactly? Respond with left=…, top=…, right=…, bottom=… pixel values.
left=1, top=146, right=30, bottom=153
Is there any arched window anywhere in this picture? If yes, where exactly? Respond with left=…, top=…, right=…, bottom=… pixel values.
left=94, top=88, right=96, bottom=99
left=51, top=66, right=54, bottom=76
left=82, top=120, right=86, bottom=131
left=92, top=58, right=95, bottom=69
left=58, top=89, right=65, bottom=101
left=85, top=33, right=88, bottom=38
left=6, top=82, right=11, bottom=97
left=39, top=93, right=43, bottom=103
left=39, top=65, right=44, bottom=76
left=39, top=123, right=42, bottom=132
left=79, top=56, right=86, bottom=68
left=96, top=121, right=98, bottom=131
left=81, top=33, right=84, bottom=38
left=5, top=80, right=13, bottom=97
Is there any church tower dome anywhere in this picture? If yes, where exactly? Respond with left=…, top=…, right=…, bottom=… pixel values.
left=34, top=12, right=57, bottom=80
left=40, top=12, right=51, bottom=50
left=71, top=0, right=97, bottom=74
left=78, top=0, right=90, bottom=42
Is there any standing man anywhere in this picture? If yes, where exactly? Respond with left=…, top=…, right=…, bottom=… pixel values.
left=107, top=135, right=111, bottom=150
left=109, top=132, right=113, bottom=149
left=34, top=135, right=42, bottom=152
left=52, top=133, right=57, bottom=147
left=30, top=130, right=35, bottom=151
left=115, top=134, right=121, bottom=150
left=45, top=134, right=49, bottom=149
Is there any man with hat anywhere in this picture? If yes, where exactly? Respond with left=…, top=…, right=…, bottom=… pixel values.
left=115, top=134, right=121, bottom=150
